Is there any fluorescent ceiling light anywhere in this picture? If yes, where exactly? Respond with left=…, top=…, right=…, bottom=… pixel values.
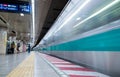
left=73, top=0, right=120, bottom=28
left=27, top=33, right=30, bottom=36
left=54, top=0, right=91, bottom=33
left=31, top=0, right=35, bottom=43
left=20, top=13, right=24, bottom=16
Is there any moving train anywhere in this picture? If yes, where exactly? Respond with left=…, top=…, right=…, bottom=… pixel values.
left=36, top=0, right=120, bottom=77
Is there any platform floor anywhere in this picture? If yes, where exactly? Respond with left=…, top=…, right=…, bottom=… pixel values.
left=0, top=52, right=29, bottom=77
left=0, top=51, right=110, bottom=77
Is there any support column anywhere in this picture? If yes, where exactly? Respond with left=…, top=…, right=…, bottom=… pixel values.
left=0, top=30, right=7, bottom=55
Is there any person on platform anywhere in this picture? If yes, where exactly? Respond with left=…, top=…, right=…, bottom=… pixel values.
left=28, top=44, right=31, bottom=53
left=11, top=41, right=15, bottom=54
left=17, top=42, right=20, bottom=53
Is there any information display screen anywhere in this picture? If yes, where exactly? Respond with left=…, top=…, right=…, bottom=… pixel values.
left=0, top=4, right=18, bottom=11
left=19, top=4, right=30, bottom=13
left=0, top=1, right=31, bottom=14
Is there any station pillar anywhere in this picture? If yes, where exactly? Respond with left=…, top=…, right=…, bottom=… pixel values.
left=0, top=30, right=7, bottom=54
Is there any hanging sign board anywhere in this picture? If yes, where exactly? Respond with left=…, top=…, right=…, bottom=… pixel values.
left=0, top=1, right=31, bottom=14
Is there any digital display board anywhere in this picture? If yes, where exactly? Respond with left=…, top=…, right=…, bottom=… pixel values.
left=0, top=1, right=31, bottom=14
left=19, top=4, right=31, bottom=13
left=0, top=4, right=18, bottom=11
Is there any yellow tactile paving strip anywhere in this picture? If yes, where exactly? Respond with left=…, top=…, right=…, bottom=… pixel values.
left=6, top=52, right=35, bottom=77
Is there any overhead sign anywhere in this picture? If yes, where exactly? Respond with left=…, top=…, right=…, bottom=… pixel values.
left=0, top=4, right=18, bottom=11
left=19, top=4, right=30, bottom=13
left=0, top=1, right=31, bottom=14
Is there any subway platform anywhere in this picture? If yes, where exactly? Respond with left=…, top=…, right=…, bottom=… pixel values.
left=0, top=52, right=110, bottom=77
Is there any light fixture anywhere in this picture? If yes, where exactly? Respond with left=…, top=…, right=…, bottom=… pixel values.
left=31, top=0, right=35, bottom=44
left=20, top=13, right=24, bottom=16
left=73, top=0, right=120, bottom=28
left=27, top=33, right=30, bottom=36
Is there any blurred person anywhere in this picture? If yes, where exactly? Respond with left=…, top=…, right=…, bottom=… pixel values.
left=17, top=42, right=20, bottom=53
left=11, top=41, right=15, bottom=54
left=28, top=44, right=31, bottom=53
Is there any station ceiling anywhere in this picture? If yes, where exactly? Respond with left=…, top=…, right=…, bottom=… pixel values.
left=0, top=0, right=68, bottom=45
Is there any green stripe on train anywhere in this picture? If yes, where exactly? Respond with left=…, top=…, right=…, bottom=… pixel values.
left=45, top=28, right=120, bottom=51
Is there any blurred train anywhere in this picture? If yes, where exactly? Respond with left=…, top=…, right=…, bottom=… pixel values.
left=36, top=0, right=120, bottom=77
